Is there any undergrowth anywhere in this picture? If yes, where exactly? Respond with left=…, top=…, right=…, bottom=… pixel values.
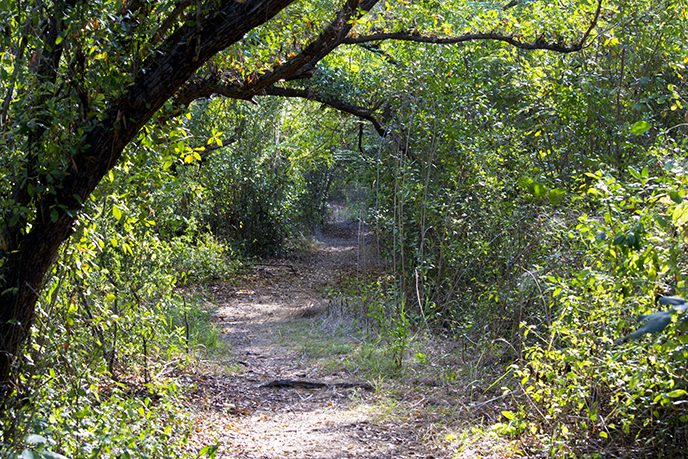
left=0, top=231, right=235, bottom=458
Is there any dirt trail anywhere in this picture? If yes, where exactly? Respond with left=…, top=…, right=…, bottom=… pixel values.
left=185, top=223, right=443, bottom=459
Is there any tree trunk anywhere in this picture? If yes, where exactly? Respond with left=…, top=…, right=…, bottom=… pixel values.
left=0, top=0, right=297, bottom=387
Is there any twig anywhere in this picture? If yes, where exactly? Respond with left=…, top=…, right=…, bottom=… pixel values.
left=470, top=393, right=509, bottom=409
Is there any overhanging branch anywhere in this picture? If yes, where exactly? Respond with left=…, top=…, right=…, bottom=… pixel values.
left=345, top=31, right=579, bottom=52
left=264, top=86, right=386, bottom=136
left=175, top=0, right=380, bottom=108
left=344, top=0, right=603, bottom=53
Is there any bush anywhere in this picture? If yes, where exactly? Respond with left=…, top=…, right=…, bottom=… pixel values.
left=0, top=220, right=231, bottom=456
left=165, top=231, right=240, bottom=284
left=517, top=159, right=688, bottom=456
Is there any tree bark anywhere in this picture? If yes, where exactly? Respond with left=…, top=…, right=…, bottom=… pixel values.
left=0, top=0, right=297, bottom=387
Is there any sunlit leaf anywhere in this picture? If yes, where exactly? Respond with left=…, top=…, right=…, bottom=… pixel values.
left=501, top=410, right=516, bottom=421
left=668, top=389, right=687, bottom=398
left=672, top=202, right=688, bottom=226
left=630, top=120, right=651, bottom=135
left=112, top=206, right=123, bottom=221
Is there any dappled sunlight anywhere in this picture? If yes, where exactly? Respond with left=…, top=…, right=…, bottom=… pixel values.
left=180, top=223, right=532, bottom=459
left=3, top=0, right=684, bottom=455
left=185, top=224, right=457, bottom=458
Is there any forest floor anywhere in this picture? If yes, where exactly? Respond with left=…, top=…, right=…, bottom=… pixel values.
left=183, top=222, right=529, bottom=459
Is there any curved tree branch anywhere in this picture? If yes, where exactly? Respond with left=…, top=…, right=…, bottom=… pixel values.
left=344, top=0, right=603, bottom=53
left=264, top=86, right=386, bottom=136
left=0, top=0, right=298, bottom=386
left=174, top=0, right=380, bottom=108
left=171, top=77, right=420, bottom=159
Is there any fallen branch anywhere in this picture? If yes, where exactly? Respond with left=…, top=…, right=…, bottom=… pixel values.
left=260, top=379, right=374, bottom=391
left=252, top=262, right=298, bottom=275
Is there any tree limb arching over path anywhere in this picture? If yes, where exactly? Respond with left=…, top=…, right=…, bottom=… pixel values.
left=0, top=0, right=297, bottom=386
left=0, top=0, right=603, bottom=387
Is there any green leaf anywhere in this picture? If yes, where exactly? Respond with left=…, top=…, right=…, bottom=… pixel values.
left=670, top=191, right=683, bottom=204
left=630, top=120, right=651, bottom=135
left=199, top=445, right=219, bottom=458
left=672, top=202, right=688, bottom=226
left=613, top=234, right=626, bottom=245
left=655, top=214, right=669, bottom=229
left=517, top=176, right=535, bottom=192
left=501, top=410, right=516, bottom=421
left=532, top=182, right=548, bottom=199
left=112, top=205, right=123, bottom=221
left=548, top=187, right=566, bottom=203
left=667, top=389, right=687, bottom=398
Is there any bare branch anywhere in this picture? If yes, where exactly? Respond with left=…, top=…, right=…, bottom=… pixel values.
left=169, top=77, right=421, bottom=160
left=579, top=0, right=604, bottom=49
left=344, top=30, right=576, bottom=53
left=357, top=42, right=399, bottom=66
left=264, top=86, right=386, bottom=136
left=174, top=80, right=387, bottom=138
left=344, top=0, right=604, bottom=53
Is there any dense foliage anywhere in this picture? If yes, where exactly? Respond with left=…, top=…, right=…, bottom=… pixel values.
left=1, top=0, right=687, bottom=456
left=343, top=0, right=688, bottom=455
